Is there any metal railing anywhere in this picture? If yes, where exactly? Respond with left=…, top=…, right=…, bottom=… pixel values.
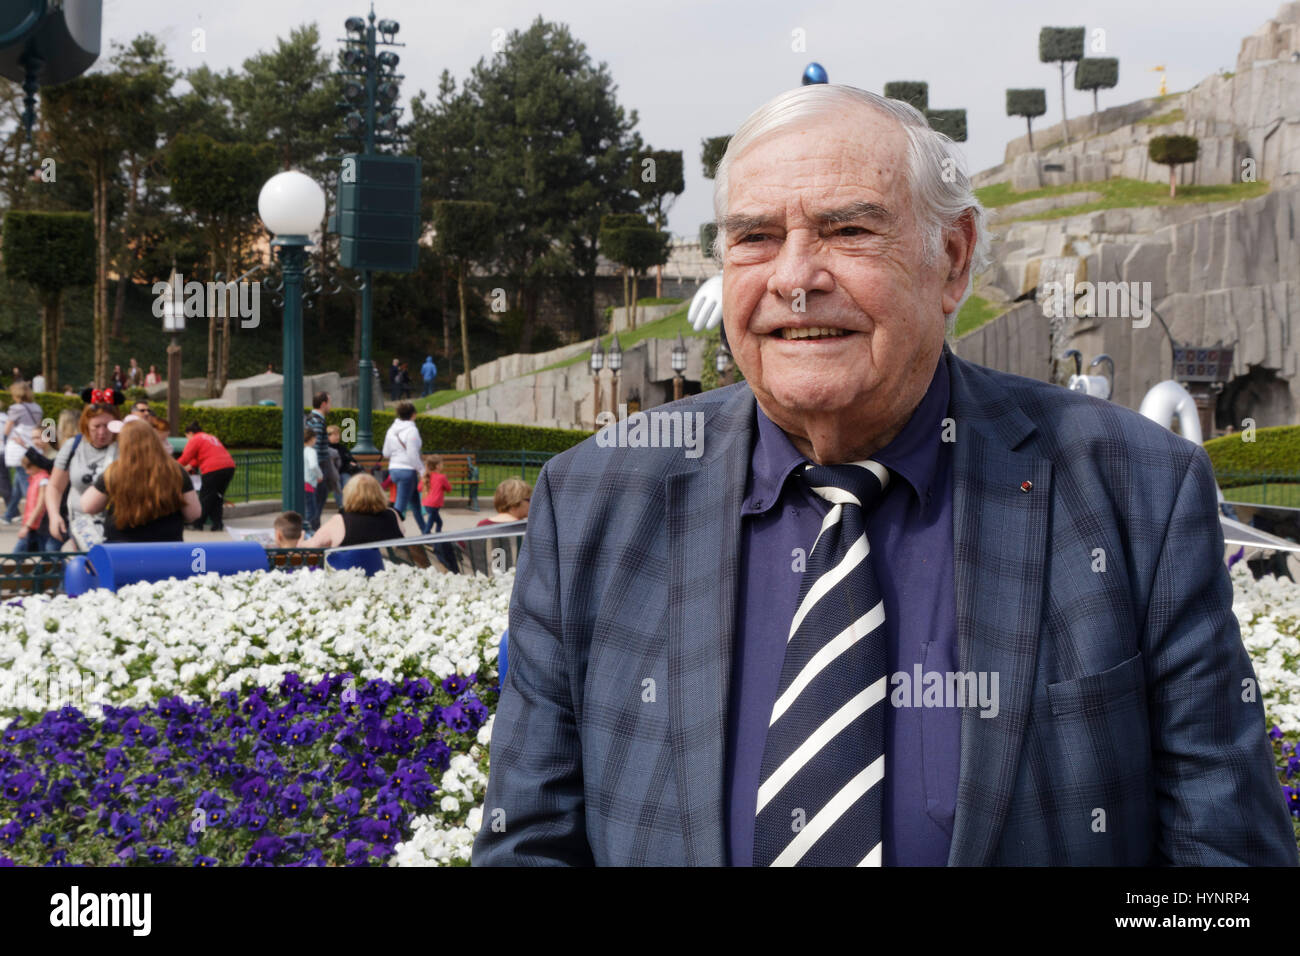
left=228, top=452, right=284, bottom=503
left=1215, top=471, right=1300, bottom=509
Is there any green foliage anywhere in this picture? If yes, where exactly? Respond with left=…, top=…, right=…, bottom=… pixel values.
left=1148, top=134, right=1199, bottom=167
left=1006, top=89, right=1048, bottom=118
left=1075, top=57, right=1119, bottom=92
left=883, top=81, right=928, bottom=112
left=700, top=135, right=731, bottom=179
left=700, top=331, right=744, bottom=391
left=952, top=295, right=1006, bottom=338
left=1, top=212, right=94, bottom=292
left=0, top=392, right=89, bottom=424
left=600, top=214, right=668, bottom=272
left=926, top=109, right=967, bottom=142
left=1138, top=108, right=1184, bottom=126
left=168, top=134, right=277, bottom=226
left=1039, top=27, right=1085, bottom=63
left=700, top=222, right=718, bottom=259
left=430, top=201, right=497, bottom=262
left=633, top=149, right=685, bottom=219
left=1205, top=426, right=1300, bottom=483
left=973, top=176, right=1265, bottom=220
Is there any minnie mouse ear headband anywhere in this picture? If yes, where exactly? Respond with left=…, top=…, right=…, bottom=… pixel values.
left=81, top=387, right=125, bottom=406
left=107, top=413, right=144, bottom=434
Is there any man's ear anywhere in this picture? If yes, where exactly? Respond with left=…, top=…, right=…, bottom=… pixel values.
left=939, top=210, right=978, bottom=316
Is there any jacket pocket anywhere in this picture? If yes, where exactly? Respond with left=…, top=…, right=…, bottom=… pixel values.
left=1047, top=652, right=1145, bottom=719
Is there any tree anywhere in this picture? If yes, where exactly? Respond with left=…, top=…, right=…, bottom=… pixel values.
left=430, top=200, right=496, bottom=389
left=1149, top=135, right=1198, bottom=198
left=451, top=18, right=644, bottom=347
left=631, top=148, right=683, bottom=297
left=1007, top=88, right=1048, bottom=151
left=1075, top=57, right=1119, bottom=132
left=700, top=135, right=730, bottom=179
left=2, top=211, right=93, bottom=389
left=925, top=109, right=967, bottom=142
left=883, top=81, right=928, bottom=112
left=700, top=222, right=718, bottom=260
left=600, top=213, right=668, bottom=331
left=40, top=72, right=135, bottom=386
left=168, top=133, right=277, bottom=396
left=1039, top=27, right=1085, bottom=145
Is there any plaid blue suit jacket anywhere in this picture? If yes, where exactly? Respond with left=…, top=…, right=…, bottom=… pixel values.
left=472, top=347, right=1298, bottom=866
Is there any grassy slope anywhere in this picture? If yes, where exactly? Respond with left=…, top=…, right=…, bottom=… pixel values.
left=975, top=177, right=1269, bottom=222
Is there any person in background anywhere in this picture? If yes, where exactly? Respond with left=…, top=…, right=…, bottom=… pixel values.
left=327, top=424, right=358, bottom=499
left=303, top=473, right=403, bottom=549
left=303, top=427, right=324, bottom=534
left=110, top=365, right=126, bottom=391
left=15, top=456, right=51, bottom=552
left=420, top=355, right=437, bottom=397
left=31, top=372, right=46, bottom=394
left=398, top=362, right=412, bottom=399
left=178, top=421, right=237, bottom=532
left=3, top=381, right=44, bottom=524
left=389, top=358, right=401, bottom=403
left=419, top=454, right=452, bottom=534
left=265, top=363, right=274, bottom=374
left=126, top=358, right=143, bottom=388
left=381, top=401, right=423, bottom=528
left=10, top=368, right=23, bottom=384
left=144, top=365, right=161, bottom=387
left=306, top=392, right=340, bottom=524
left=274, top=511, right=304, bottom=549
left=80, top=419, right=199, bottom=542
left=62, top=384, right=76, bottom=396
left=17, top=423, right=55, bottom=472
left=476, top=478, right=531, bottom=527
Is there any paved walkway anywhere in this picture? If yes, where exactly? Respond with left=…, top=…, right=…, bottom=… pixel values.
left=0, top=500, right=492, bottom=553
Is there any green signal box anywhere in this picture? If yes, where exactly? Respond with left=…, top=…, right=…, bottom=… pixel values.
left=335, top=153, right=421, bottom=273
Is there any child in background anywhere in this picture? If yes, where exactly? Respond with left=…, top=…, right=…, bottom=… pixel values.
left=303, top=428, right=324, bottom=533
left=16, top=457, right=51, bottom=551
left=419, top=454, right=452, bottom=534
left=274, top=511, right=304, bottom=548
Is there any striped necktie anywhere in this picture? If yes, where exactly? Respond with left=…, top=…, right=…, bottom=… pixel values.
left=753, top=459, right=890, bottom=867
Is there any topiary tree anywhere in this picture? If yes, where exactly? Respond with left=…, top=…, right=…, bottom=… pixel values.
left=926, top=109, right=967, bottom=142
left=1148, top=135, right=1199, bottom=198
left=1039, top=27, right=1085, bottom=145
left=2, top=211, right=94, bottom=390
left=883, top=81, right=928, bottom=113
left=600, top=214, right=669, bottom=330
left=1007, top=88, right=1048, bottom=151
left=700, top=136, right=731, bottom=179
left=430, top=200, right=497, bottom=389
left=700, top=222, right=718, bottom=260
left=632, top=149, right=685, bottom=297
left=1075, top=57, right=1119, bottom=132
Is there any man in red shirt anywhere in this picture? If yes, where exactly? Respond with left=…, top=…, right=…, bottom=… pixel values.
left=178, top=421, right=237, bottom=532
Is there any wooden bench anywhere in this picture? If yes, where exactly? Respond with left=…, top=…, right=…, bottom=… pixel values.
left=348, top=451, right=482, bottom=512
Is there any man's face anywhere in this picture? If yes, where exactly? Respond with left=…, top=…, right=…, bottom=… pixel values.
left=133, top=404, right=150, bottom=418
left=720, top=113, right=968, bottom=450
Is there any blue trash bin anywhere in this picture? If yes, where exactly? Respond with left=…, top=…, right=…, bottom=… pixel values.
left=80, top=541, right=268, bottom=592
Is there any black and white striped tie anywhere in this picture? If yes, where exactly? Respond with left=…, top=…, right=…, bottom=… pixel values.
left=753, top=459, right=889, bottom=867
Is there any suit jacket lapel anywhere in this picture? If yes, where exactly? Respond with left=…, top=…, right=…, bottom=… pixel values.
left=943, top=348, right=1052, bottom=865
left=665, top=384, right=755, bottom=866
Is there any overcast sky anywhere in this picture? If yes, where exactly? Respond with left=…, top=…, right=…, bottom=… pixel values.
left=102, top=0, right=1286, bottom=238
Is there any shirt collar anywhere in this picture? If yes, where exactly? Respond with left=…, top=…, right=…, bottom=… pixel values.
left=742, top=351, right=950, bottom=516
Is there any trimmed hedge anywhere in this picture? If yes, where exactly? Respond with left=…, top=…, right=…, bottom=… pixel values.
left=926, top=108, right=967, bottom=142
left=883, top=81, right=928, bottom=112
left=1, top=396, right=594, bottom=454
left=1204, top=425, right=1300, bottom=485
left=1007, top=88, right=1047, bottom=118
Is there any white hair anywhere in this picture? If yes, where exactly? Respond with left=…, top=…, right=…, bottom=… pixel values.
left=711, top=84, right=991, bottom=322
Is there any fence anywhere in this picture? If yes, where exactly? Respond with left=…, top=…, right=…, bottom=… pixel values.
left=220, top=449, right=555, bottom=504
left=1215, top=471, right=1300, bottom=509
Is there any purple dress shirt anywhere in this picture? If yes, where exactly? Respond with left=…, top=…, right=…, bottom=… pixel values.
left=725, top=352, right=957, bottom=866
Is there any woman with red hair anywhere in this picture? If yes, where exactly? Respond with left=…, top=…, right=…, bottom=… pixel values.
left=80, top=419, right=201, bottom=542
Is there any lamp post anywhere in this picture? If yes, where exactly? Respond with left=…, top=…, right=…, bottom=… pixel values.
left=589, top=338, right=604, bottom=427
left=259, top=170, right=326, bottom=516
left=671, top=332, right=687, bottom=401
left=162, top=269, right=184, bottom=437
left=607, top=333, right=623, bottom=418
left=716, top=339, right=733, bottom=387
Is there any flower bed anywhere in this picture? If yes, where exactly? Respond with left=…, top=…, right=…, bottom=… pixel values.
left=0, top=561, right=1297, bottom=864
left=0, top=566, right=510, bottom=865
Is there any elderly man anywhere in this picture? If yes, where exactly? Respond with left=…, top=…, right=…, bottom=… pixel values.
left=473, top=85, right=1296, bottom=866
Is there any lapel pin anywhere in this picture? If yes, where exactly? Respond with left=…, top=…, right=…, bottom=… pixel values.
left=1020, top=480, right=1033, bottom=493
